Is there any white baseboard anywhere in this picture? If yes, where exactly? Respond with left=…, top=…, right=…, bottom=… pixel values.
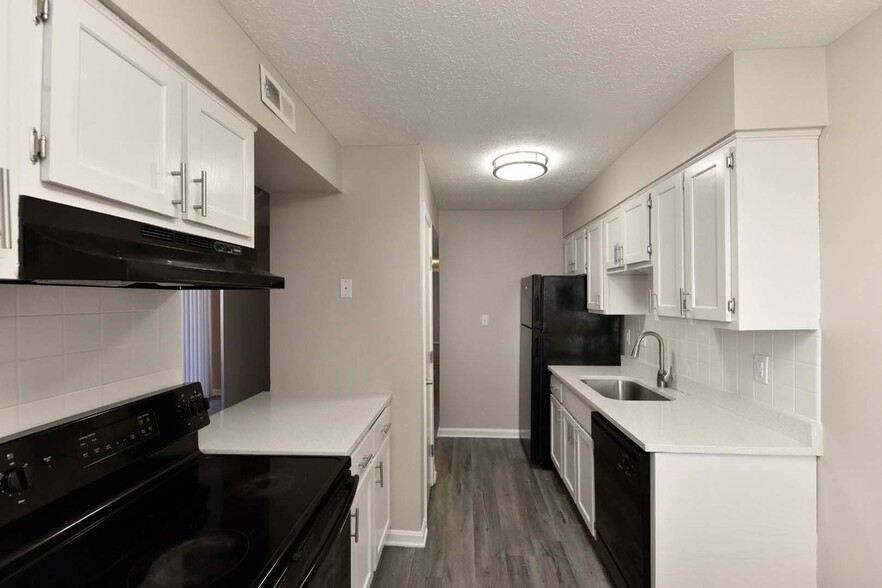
left=437, top=427, right=520, bottom=439
left=385, top=518, right=428, bottom=548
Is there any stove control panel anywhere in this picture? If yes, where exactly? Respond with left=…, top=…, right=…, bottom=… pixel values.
left=0, top=382, right=209, bottom=527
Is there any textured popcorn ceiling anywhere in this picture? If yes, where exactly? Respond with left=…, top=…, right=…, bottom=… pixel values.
left=220, top=0, right=880, bottom=210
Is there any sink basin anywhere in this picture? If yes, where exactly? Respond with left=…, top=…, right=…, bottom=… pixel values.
left=580, top=379, right=672, bottom=402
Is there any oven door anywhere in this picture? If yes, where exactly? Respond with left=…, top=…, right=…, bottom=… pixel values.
left=278, top=475, right=357, bottom=588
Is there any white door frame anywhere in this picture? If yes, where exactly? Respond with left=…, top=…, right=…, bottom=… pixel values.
left=421, top=201, right=436, bottom=529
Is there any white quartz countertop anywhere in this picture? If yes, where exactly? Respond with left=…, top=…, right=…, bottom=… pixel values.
left=549, top=365, right=819, bottom=456
left=198, top=392, right=391, bottom=456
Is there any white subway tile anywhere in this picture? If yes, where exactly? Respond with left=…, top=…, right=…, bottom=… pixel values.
left=62, top=287, right=102, bottom=314
left=774, top=331, right=794, bottom=360
left=63, top=314, right=103, bottom=353
left=0, top=317, right=16, bottom=363
left=101, top=289, right=135, bottom=313
left=102, top=346, right=136, bottom=384
left=103, top=313, right=134, bottom=348
left=754, top=381, right=773, bottom=407
left=17, top=316, right=63, bottom=360
left=723, top=330, right=738, bottom=351
left=19, top=356, right=65, bottom=403
left=723, top=351, right=737, bottom=393
left=777, top=359, right=795, bottom=387
left=16, top=285, right=63, bottom=316
left=0, top=406, right=18, bottom=437
left=708, top=361, right=723, bottom=390
left=133, top=290, right=159, bottom=312
left=0, top=288, right=16, bottom=316
left=795, top=390, right=819, bottom=421
left=754, top=332, right=774, bottom=356
left=132, top=312, right=160, bottom=345
left=795, top=363, right=819, bottom=394
left=0, top=362, right=17, bottom=409
left=64, top=351, right=103, bottom=393
left=794, top=332, right=820, bottom=366
left=774, top=384, right=795, bottom=413
left=64, top=386, right=104, bottom=415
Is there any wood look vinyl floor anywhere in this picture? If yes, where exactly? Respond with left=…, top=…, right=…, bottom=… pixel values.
left=373, top=438, right=614, bottom=588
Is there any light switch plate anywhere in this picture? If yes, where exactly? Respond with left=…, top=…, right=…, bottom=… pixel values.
left=481, top=314, right=489, bottom=326
left=340, top=279, right=352, bottom=298
left=753, top=354, right=769, bottom=385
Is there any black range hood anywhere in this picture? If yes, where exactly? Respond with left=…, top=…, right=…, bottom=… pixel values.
left=12, top=196, right=284, bottom=290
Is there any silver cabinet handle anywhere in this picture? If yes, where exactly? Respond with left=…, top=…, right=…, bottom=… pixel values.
left=376, top=461, right=385, bottom=488
left=170, top=162, right=188, bottom=213
left=0, top=169, right=11, bottom=250
left=382, top=423, right=391, bottom=434
left=351, top=507, right=360, bottom=542
left=192, top=170, right=208, bottom=217
left=358, top=453, right=373, bottom=470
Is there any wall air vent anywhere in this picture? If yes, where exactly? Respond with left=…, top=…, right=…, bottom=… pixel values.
left=259, top=64, right=296, bottom=133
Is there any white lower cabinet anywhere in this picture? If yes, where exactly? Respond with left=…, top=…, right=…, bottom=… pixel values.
left=550, top=397, right=563, bottom=474
left=371, top=438, right=391, bottom=570
left=350, top=466, right=373, bottom=588
left=575, top=425, right=596, bottom=537
left=562, top=412, right=577, bottom=496
left=552, top=399, right=597, bottom=536
left=348, top=404, right=392, bottom=588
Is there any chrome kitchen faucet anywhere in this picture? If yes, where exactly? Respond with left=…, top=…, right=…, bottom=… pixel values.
left=630, top=331, right=670, bottom=388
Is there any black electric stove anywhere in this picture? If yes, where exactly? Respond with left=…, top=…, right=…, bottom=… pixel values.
left=0, top=384, right=354, bottom=588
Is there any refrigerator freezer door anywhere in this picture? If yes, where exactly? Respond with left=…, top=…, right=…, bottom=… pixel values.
left=521, top=275, right=541, bottom=328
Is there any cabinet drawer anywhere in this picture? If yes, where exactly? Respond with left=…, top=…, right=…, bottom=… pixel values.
left=350, top=430, right=374, bottom=478
left=372, top=405, right=391, bottom=453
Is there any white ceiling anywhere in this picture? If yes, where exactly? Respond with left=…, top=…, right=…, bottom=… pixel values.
left=220, top=0, right=881, bottom=210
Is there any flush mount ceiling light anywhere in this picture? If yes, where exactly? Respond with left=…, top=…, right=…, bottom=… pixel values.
left=492, top=151, right=548, bottom=181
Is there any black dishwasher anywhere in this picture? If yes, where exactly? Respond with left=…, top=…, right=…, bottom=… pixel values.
left=592, top=413, right=651, bottom=588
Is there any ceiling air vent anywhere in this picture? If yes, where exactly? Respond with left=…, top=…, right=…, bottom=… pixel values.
left=259, top=64, right=296, bottom=133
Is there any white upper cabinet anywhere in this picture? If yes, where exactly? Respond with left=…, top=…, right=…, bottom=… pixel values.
left=683, top=147, right=732, bottom=322
left=184, top=85, right=255, bottom=237
left=586, top=220, right=604, bottom=311
left=573, top=229, right=587, bottom=275
left=42, top=0, right=184, bottom=218
left=651, top=174, right=685, bottom=318
left=621, top=192, right=651, bottom=266
left=563, top=234, right=576, bottom=275
left=603, top=206, right=624, bottom=270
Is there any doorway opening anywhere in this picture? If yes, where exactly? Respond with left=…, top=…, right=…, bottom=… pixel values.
left=182, top=290, right=224, bottom=413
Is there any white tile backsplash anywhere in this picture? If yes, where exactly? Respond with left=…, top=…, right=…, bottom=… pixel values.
left=623, top=314, right=821, bottom=422
left=0, top=286, right=183, bottom=438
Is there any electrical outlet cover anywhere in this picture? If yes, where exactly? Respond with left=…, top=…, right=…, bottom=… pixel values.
left=753, top=354, right=769, bottom=385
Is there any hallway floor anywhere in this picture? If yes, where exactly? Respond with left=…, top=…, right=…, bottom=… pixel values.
left=373, top=438, right=613, bottom=587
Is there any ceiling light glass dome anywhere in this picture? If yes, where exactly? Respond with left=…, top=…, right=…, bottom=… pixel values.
left=492, top=151, right=549, bottom=181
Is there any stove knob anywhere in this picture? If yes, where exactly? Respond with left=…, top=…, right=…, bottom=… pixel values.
left=200, top=398, right=210, bottom=412
left=181, top=403, right=193, bottom=418
left=1, top=467, right=31, bottom=494
left=189, top=400, right=202, bottom=415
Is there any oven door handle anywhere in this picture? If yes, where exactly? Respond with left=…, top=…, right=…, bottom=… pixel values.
left=295, top=475, right=359, bottom=588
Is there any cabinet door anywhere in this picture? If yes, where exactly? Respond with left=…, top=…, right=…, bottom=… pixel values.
left=574, top=229, right=587, bottom=275
left=576, top=426, right=596, bottom=537
left=604, top=208, right=624, bottom=270
left=684, top=147, right=733, bottom=322
left=372, top=440, right=390, bottom=571
left=184, top=84, right=255, bottom=237
left=622, top=193, right=651, bottom=265
left=652, top=174, right=685, bottom=318
left=586, top=220, right=604, bottom=310
left=42, top=0, right=183, bottom=217
left=351, top=470, right=373, bottom=588
left=563, top=236, right=576, bottom=274
left=550, top=398, right=562, bottom=474
left=562, top=413, right=577, bottom=497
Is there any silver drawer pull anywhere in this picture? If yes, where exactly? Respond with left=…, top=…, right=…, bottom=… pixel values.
left=192, top=170, right=208, bottom=217
left=358, top=453, right=373, bottom=470
left=0, top=169, right=10, bottom=250
left=351, top=507, right=360, bottom=542
left=382, top=424, right=391, bottom=434
left=376, top=461, right=384, bottom=488
left=170, top=162, right=188, bottom=213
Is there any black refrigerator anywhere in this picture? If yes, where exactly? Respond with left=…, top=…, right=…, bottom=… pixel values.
left=519, top=275, right=621, bottom=468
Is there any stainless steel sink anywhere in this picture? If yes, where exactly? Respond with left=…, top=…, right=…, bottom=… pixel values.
left=580, top=379, right=672, bottom=402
